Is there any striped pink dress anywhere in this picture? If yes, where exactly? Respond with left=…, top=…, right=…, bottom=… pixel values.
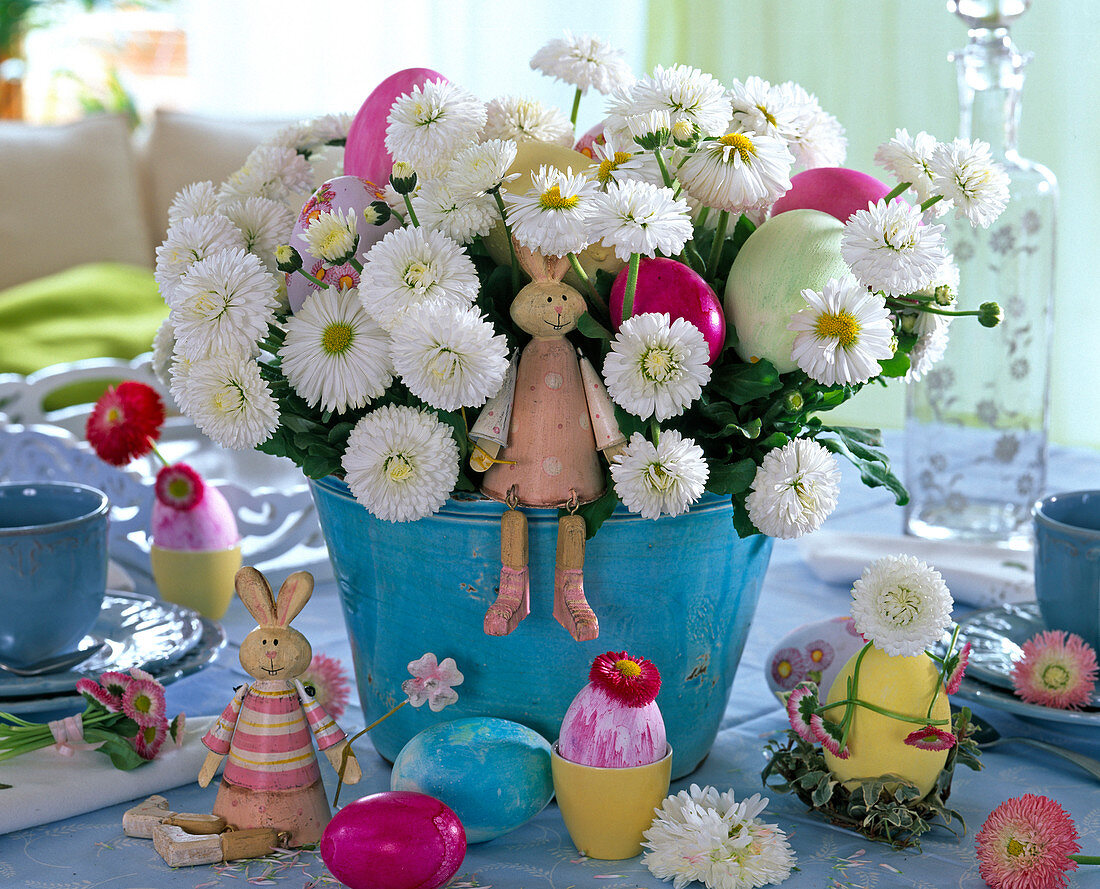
left=202, top=679, right=345, bottom=844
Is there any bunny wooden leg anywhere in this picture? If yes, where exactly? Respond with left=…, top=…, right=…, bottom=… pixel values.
left=485, top=506, right=530, bottom=636
left=553, top=512, right=598, bottom=641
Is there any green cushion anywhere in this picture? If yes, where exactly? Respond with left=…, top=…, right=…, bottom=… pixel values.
left=0, top=262, right=166, bottom=409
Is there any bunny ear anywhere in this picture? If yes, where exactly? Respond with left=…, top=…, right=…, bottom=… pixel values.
left=513, top=240, right=570, bottom=283
left=235, top=567, right=277, bottom=626
left=275, top=571, right=314, bottom=627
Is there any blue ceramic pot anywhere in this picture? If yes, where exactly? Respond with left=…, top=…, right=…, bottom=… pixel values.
left=309, top=478, right=773, bottom=779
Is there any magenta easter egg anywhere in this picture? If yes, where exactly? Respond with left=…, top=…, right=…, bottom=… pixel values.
left=770, top=167, right=890, bottom=224
left=286, top=175, right=398, bottom=313
left=609, top=257, right=726, bottom=365
left=321, top=791, right=466, bottom=889
left=344, top=67, right=447, bottom=183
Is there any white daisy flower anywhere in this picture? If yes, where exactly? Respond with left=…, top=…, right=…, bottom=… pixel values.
left=841, top=199, right=947, bottom=296
left=449, top=139, right=519, bottom=197
left=359, top=226, right=480, bottom=332
left=184, top=353, right=279, bottom=450
left=728, top=76, right=799, bottom=142
left=170, top=247, right=279, bottom=361
left=778, top=81, right=848, bottom=172
left=788, top=275, right=895, bottom=387
left=155, top=214, right=245, bottom=301
left=604, top=64, right=731, bottom=142
left=270, top=119, right=316, bottom=152
left=603, top=312, right=712, bottom=421
left=304, top=112, right=353, bottom=147
left=220, top=196, right=296, bottom=262
left=678, top=130, right=794, bottom=215
left=385, top=79, right=487, bottom=177
left=342, top=404, right=459, bottom=523
left=167, top=181, right=218, bottom=226
left=168, top=351, right=195, bottom=415
left=302, top=207, right=358, bottom=265
left=503, top=164, right=596, bottom=257
left=850, top=553, right=953, bottom=657
left=218, top=145, right=313, bottom=204
left=483, top=95, right=574, bottom=146
left=151, top=317, right=177, bottom=389
left=587, top=179, right=694, bottom=262
left=643, top=784, right=796, bottom=889
left=874, top=128, right=940, bottom=205
left=588, top=134, right=655, bottom=188
left=905, top=324, right=950, bottom=382
left=279, top=286, right=393, bottom=413
left=411, top=178, right=498, bottom=244
left=929, top=137, right=1010, bottom=228
left=611, top=430, right=709, bottom=520
left=745, top=438, right=840, bottom=539
left=529, top=31, right=634, bottom=96
left=391, top=299, right=509, bottom=411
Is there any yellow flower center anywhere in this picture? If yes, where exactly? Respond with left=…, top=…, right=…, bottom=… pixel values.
left=538, top=185, right=579, bottom=211
left=142, top=725, right=157, bottom=744
left=133, top=693, right=152, bottom=714
left=105, top=406, right=123, bottom=424
left=1041, top=663, right=1070, bottom=690
left=167, top=477, right=191, bottom=500
left=881, top=585, right=920, bottom=627
left=614, top=658, right=642, bottom=678
left=643, top=462, right=675, bottom=493
left=318, top=230, right=347, bottom=254
left=641, top=347, right=678, bottom=382
left=1006, top=837, right=1027, bottom=857
left=385, top=454, right=414, bottom=482
left=403, top=260, right=432, bottom=291
left=338, top=273, right=357, bottom=291
left=321, top=321, right=354, bottom=356
left=776, top=659, right=793, bottom=679
left=719, top=132, right=757, bottom=163
left=756, top=104, right=777, bottom=128
left=814, top=310, right=861, bottom=349
left=597, top=151, right=634, bottom=184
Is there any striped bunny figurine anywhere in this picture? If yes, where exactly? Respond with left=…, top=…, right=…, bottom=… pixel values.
left=198, top=567, right=361, bottom=846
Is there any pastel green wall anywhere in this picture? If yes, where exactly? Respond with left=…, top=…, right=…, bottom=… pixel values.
left=646, top=0, right=1099, bottom=448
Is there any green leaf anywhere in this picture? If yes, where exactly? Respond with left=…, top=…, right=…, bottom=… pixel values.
left=708, top=360, right=783, bottom=405
left=823, top=425, right=883, bottom=447
left=435, top=410, right=470, bottom=463
left=811, top=778, right=835, bottom=807
left=576, top=484, right=620, bottom=539
left=819, top=437, right=909, bottom=505
left=84, top=731, right=145, bottom=771
left=877, top=352, right=912, bottom=378
left=576, top=311, right=612, bottom=341
left=706, top=458, right=757, bottom=495
left=283, top=414, right=322, bottom=434
left=730, top=497, right=759, bottom=538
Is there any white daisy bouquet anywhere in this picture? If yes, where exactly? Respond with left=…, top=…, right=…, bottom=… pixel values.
left=150, top=32, right=1007, bottom=540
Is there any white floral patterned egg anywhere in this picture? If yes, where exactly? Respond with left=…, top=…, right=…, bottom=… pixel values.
left=763, top=615, right=865, bottom=701
left=286, top=175, right=399, bottom=313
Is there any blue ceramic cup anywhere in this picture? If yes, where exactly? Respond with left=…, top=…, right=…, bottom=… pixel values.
left=0, top=482, right=110, bottom=667
left=1032, top=490, right=1100, bottom=652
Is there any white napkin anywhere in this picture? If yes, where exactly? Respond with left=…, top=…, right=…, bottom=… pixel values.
left=798, top=531, right=1034, bottom=607
left=0, top=716, right=215, bottom=835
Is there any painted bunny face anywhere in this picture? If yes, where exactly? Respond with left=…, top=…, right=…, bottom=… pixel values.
left=239, top=625, right=312, bottom=681
left=511, top=281, right=585, bottom=338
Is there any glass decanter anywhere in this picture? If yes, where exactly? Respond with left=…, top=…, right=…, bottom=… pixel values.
left=904, top=0, right=1057, bottom=549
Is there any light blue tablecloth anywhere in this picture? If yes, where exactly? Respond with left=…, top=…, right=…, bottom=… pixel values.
left=2, top=440, right=1099, bottom=888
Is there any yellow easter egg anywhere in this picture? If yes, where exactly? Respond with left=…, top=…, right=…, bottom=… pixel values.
left=483, top=140, right=626, bottom=286
left=723, top=209, right=848, bottom=373
left=822, top=645, right=951, bottom=799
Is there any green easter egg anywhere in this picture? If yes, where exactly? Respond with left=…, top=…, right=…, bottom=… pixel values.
left=723, top=209, right=848, bottom=372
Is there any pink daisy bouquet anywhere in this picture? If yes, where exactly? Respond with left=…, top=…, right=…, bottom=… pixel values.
left=147, top=30, right=1008, bottom=542
left=0, top=669, right=185, bottom=769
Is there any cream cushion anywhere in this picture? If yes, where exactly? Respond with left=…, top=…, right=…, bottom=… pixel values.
left=138, top=110, right=290, bottom=247
left=0, top=115, right=152, bottom=291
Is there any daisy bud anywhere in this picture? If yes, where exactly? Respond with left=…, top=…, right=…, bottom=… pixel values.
left=626, top=110, right=671, bottom=150
left=275, top=244, right=302, bottom=273
left=671, top=119, right=699, bottom=149
left=364, top=200, right=392, bottom=227
left=783, top=391, right=804, bottom=413
left=978, top=301, right=1003, bottom=327
left=390, top=161, right=418, bottom=195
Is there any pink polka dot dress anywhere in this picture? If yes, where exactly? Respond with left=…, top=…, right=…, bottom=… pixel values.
left=482, top=338, right=604, bottom=508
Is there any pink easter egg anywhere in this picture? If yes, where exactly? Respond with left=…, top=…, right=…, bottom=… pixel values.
left=151, top=483, right=239, bottom=550
left=609, top=257, right=726, bottom=365
left=344, top=67, right=448, bottom=183
left=573, top=121, right=606, bottom=159
left=558, top=683, right=667, bottom=768
left=770, top=166, right=891, bottom=224
left=286, top=175, right=398, bottom=313
left=321, top=791, right=466, bottom=889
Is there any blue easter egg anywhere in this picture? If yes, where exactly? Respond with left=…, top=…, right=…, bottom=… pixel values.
left=390, top=717, right=553, bottom=844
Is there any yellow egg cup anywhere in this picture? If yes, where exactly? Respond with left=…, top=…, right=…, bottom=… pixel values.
left=150, top=543, right=242, bottom=620
left=550, top=743, right=672, bottom=860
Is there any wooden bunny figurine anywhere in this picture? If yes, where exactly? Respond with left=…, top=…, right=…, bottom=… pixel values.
left=474, top=244, right=625, bottom=642
left=198, top=567, right=361, bottom=846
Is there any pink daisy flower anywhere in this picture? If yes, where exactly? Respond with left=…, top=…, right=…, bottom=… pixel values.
left=169, top=712, right=187, bottom=748
left=299, top=653, right=352, bottom=720
left=804, top=639, right=834, bottom=671
left=588, top=651, right=661, bottom=707
left=133, top=717, right=169, bottom=760
left=402, top=652, right=464, bottom=712
left=903, top=724, right=957, bottom=752
left=785, top=682, right=819, bottom=743
left=946, top=641, right=972, bottom=695
left=770, top=647, right=806, bottom=691
left=811, top=714, right=849, bottom=759
left=154, top=463, right=205, bottom=511
left=122, top=677, right=167, bottom=727
left=98, top=671, right=132, bottom=710
left=976, top=794, right=1082, bottom=889
left=1011, top=630, right=1098, bottom=710
left=76, top=678, right=120, bottom=712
